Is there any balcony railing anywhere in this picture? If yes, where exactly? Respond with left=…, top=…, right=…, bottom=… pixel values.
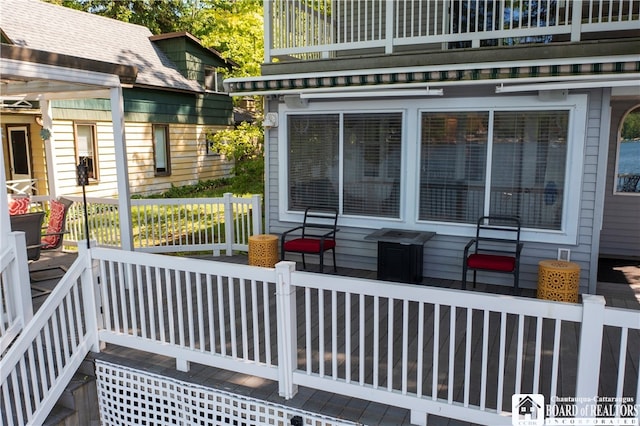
left=266, top=0, right=640, bottom=61
left=6, top=179, right=37, bottom=195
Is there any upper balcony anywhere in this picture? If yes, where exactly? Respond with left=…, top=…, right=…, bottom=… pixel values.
left=265, top=0, right=639, bottom=66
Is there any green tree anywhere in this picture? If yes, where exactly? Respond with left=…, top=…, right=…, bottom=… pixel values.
left=621, top=109, right=640, bottom=140
left=208, top=122, right=264, bottom=193
left=53, top=0, right=264, bottom=78
left=55, top=0, right=192, bottom=34
left=190, top=0, right=264, bottom=78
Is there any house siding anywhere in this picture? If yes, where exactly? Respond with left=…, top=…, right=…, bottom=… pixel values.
left=266, top=89, right=608, bottom=293
left=1, top=118, right=48, bottom=195
left=44, top=120, right=232, bottom=198
left=153, top=37, right=226, bottom=88
left=600, top=98, right=640, bottom=258
left=53, top=89, right=233, bottom=126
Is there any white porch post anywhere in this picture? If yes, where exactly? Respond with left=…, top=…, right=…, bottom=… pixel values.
left=251, top=194, right=262, bottom=235
left=41, top=99, right=58, bottom=199
left=7, top=231, right=33, bottom=324
left=224, top=192, right=234, bottom=255
left=575, top=295, right=606, bottom=409
left=0, top=139, right=10, bottom=236
left=275, top=261, right=298, bottom=399
left=110, top=86, right=133, bottom=251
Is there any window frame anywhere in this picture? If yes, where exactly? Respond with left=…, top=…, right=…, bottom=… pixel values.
left=204, top=66, right=225, bottom=93
left=152, top=124, right=171, bottom=177
left=283, top=108, right=407, bottom=221
left=278, top=95, right=587, bottom=245
left=613, top=106, right=640, bottom=196
left=73, top=122, right=99, bottom=183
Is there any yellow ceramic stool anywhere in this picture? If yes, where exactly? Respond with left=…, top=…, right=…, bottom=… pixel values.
left=537, top=260, right=580, bottom=302
left=248, top=234, right=279, bottom=268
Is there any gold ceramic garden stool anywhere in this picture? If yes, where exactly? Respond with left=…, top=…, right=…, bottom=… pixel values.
left=537, top=260, right=580, bottom=302
left=248, top=234, right=279, bottom=268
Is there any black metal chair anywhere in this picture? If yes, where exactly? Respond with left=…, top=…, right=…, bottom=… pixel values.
left=280, top=207, right=339, bottom=273
left=462, top=215, right=523, bottom=293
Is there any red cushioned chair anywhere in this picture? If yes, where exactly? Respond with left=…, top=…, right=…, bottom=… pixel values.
left=29, top=197, right=73, bottom=286
left=462, top=215, right=523, bottom=293
left=281, top=207, right=339, bottom=273
left=40, top=197, right=73, bottom=250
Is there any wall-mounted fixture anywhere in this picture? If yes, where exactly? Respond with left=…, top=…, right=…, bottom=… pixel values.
left=283, top=94, right=308, bottom=108
left=263, top=112, right=278, bottom=128
left=557, top=248, right=571, bottom=262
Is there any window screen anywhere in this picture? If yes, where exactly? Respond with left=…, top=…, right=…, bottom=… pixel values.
left=419, top=112, right=489, bottom=223
left=288, top=115, right=339, bottom=210
left=490, top=111, right=567, bottom=229
left=153, top=125, right=171, bottom=176
left=419, top=110, right=568, bottom=229
left=75, top=123, right=98, bottom=180
left=343, top=113, right=402, bottom=217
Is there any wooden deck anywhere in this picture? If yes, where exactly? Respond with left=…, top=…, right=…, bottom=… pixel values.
left=29, top=251, right=640, bottom=426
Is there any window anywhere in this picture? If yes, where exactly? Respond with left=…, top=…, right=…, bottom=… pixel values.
left=343, top=113, right=402, bottom=217
left=615, top=107, right=640, bottom=194
left=74, top=123, right=98, bottom=181
left=450, top=0, right=557, bottom=48
left=153, top=124, right=171, bottom=176
left=420, top=110, right=568, bottom=230
left=287, top=112, right=403, bottom=218
left=419, top=112, right=489, bottom=223
left=204, top=66, right=224, bottom=92
left=288, top=114, right=339, bottom=209
left=281, top=95, right=586, bottom=242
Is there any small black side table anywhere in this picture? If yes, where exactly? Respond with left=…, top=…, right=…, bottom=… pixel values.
left=364, top=228, right=435, bottom=283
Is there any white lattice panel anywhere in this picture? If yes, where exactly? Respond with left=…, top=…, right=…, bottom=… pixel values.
left=95, top=360, right=361, bottom=426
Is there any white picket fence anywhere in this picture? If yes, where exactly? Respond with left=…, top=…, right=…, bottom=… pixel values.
left=266, top=0, right=640, bottom=60
left=1, top=241, right=639, bottom=425
left=31, top=193, right=262, bottom=255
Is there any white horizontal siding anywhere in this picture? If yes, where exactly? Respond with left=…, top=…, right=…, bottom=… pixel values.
left=48, top=121, right=233, bottom=198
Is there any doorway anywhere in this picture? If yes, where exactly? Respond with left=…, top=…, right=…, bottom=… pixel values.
left=7, top=125, right=33, bottom=194
left=599, top=100, right=640, bottom=285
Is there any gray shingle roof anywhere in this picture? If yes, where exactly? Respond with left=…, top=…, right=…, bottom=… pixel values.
left=0, top=0, right=202, bottom=93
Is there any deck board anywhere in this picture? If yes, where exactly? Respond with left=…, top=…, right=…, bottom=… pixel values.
left=30, top=251, right=639, bottom=426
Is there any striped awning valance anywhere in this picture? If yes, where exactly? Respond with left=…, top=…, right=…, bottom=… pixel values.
left=226, top=57, right=640, bottom=94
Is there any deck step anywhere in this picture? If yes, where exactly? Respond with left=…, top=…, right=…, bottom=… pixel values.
left=43, top=358, right=100, bottom=426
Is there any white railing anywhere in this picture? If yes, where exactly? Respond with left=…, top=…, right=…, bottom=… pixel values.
left=0, top=233, right=32, bottom=354
left=0, top=243, right=98, bottom=426
left=94, top=247, right=279, bottom=380
left=1, top=244, right=638, bottom=425
left=93, top=251, right=640, bottom=425
left=32, top=193, right=262, bottom=255
left=6, top=179, right=37, bottom=195
left=266, top=0, right=640, bottom=61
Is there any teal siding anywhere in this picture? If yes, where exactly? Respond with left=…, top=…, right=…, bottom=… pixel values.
left=52, top=88, right=232, bottom=126
left=154, top=37, right=228, bottom=88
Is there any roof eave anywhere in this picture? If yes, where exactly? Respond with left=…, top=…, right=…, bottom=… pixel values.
left=1, top=43, right=138, bottom=86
